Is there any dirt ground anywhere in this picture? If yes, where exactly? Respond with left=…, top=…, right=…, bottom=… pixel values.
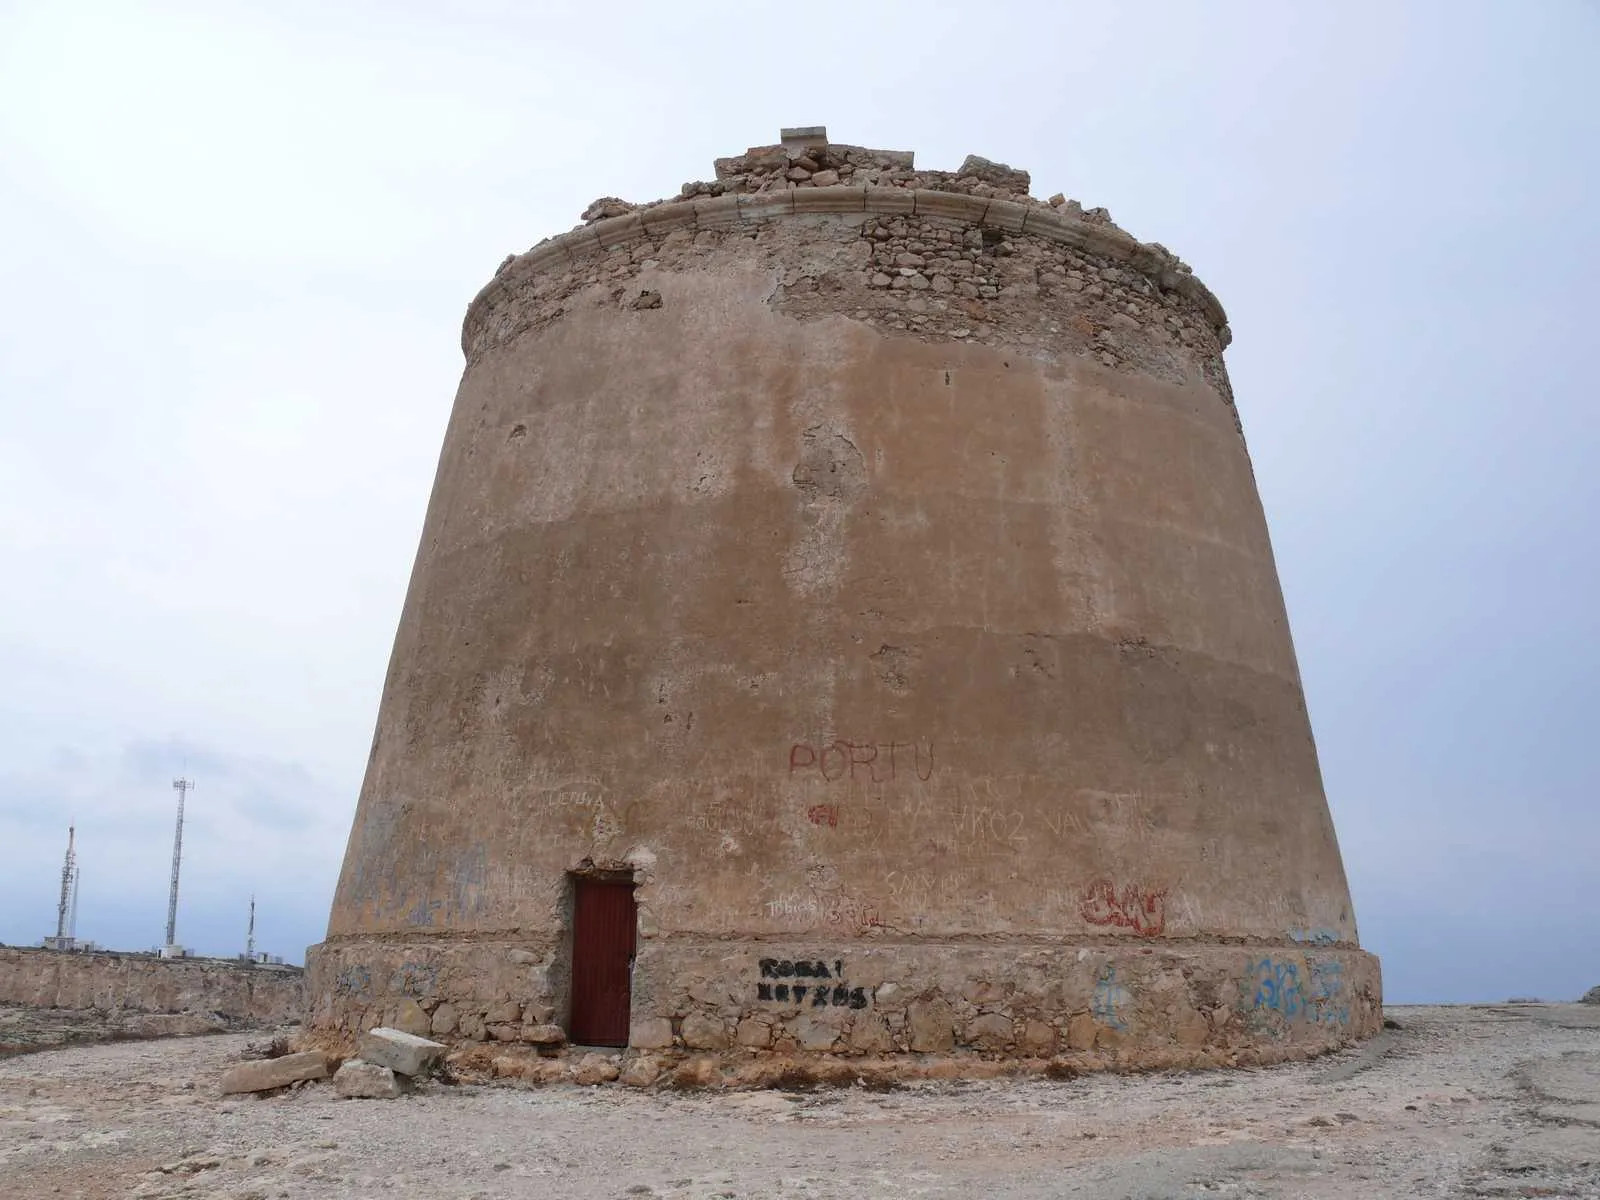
left=0, top=1004, right=1596, bottom=1199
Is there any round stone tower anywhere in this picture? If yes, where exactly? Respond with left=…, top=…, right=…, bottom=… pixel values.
left=307, top=127, right=1381, bottom=1074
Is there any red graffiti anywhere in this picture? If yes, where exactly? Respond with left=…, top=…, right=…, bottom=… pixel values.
left=1080, top=880, right=1167, bottom=937
left=787, top=739, right=934, bottom=783
left=806, top=804, right=840, bottom=828
left=822, top=894, right=882, bottom=933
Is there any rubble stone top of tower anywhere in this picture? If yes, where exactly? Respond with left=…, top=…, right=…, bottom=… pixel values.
left=512, top=129, right=1226, bottom=344
left=580, top=128, right=1124, bottom=235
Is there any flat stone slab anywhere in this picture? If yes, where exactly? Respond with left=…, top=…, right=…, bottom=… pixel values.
left=333, top=1058, right=403, bottom=1099
left=358, top=1027, right=445, bottom=1077
left=219, top=1051, right=329, bottom=1094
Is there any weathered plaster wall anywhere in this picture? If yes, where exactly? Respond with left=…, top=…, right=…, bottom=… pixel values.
left=0, top=947, right=304, bottom=1025
left=308, top=132, right=1380, bottom=1070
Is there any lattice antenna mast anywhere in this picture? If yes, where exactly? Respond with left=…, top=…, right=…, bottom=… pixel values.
left=245, top=895, right=255, bottom=961
left=68, top=864, right=80, bottom=940
left=166, top=778, right=193, bottom=948
left=55, top=825, right=76, bottom=942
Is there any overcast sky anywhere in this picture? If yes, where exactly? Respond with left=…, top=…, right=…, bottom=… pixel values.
left=1, top=1, right=1595, bottom=1003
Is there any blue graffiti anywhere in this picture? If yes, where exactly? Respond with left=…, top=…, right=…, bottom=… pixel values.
left=333, top=964, right=372, bottom=1000
left=391, top=961, right=439, bottom=999
left=1305, top=958, right=1350, bottom=1027
left=1092, top=965, right=1131, bottom=1031
left=450, top=844, right=490, bottom=920
left=405, top=897, right=443, bottom=927
left=1249, top=957, right=1305, bottom=1019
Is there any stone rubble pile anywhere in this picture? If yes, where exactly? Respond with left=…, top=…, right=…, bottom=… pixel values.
left=356, top=1026, right=446, bottom=1076
left=331, top=1026, right=447, bottom=1099
left=216, top=1026, right=449, bottom=1101
left=580, top=125, right=1123, bottom=236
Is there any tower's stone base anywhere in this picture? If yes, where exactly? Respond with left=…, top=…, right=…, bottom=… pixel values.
left=305, top=936, right=1381, bottom=1073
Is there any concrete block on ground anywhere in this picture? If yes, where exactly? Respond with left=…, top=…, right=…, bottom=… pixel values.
left=358, top=1027, right=445, bottom=1077
left=333, top=1058, right=403, bottom=1099
left=219, top=1051, right=329, bottom=1095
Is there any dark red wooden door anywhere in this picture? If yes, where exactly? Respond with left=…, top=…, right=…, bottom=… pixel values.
left=569, top=878, right=637, bottom=1046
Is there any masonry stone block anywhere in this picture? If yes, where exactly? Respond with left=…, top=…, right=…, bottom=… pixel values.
left=629, top=1017, right=674, bottom=1050
left=430, top=1003, right=459, bottom=1036
left=393, top=998, right=432, bottom=1039
left=358, top=1028, right=445, bottom=1077
left=857, top=185, right=915, bottom=215
left=965, top=1012, right=1014, bottom=1050
left=220, top=1051, right=330, bottom=1095
left=333, top=1059, right=404, bottom=1099
left=736, top=191, right=794, bottom=223
left=909, top=1000, right=956, bottom=1053
left=735, top=1017, right=773, bottom=1048
left=680, top=1013, right=729, bottom=1051
left=792, top=185, right=867, bottom=213
left=692, top=195, right=743, bottom=230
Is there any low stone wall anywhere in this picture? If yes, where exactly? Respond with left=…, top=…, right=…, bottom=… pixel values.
left=306, top=936, right=1380, bottom=1073
left=0, top=947, right=304, bottom=1026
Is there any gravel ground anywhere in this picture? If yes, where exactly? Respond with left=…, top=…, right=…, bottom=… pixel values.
left=1, top=1004, right=1596, bottom=1199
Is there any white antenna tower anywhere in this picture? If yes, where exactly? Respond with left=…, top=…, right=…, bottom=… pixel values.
left=54, top=825, right=76, bottom=944
left=166, top=777, right=193, bottom=949
left=68, top=863, right=80, bottom=942
left=245, top=894, right=256, bottom=961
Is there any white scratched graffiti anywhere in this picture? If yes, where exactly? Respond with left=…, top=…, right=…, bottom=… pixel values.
left=788, top=738, right=936, bottom=784
left=524, top=778, right=608, bottom=810
left=763, top=873, right=883, bottom=935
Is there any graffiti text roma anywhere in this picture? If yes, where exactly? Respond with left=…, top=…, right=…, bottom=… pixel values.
left=756, top=957, right=869, bottom=1009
